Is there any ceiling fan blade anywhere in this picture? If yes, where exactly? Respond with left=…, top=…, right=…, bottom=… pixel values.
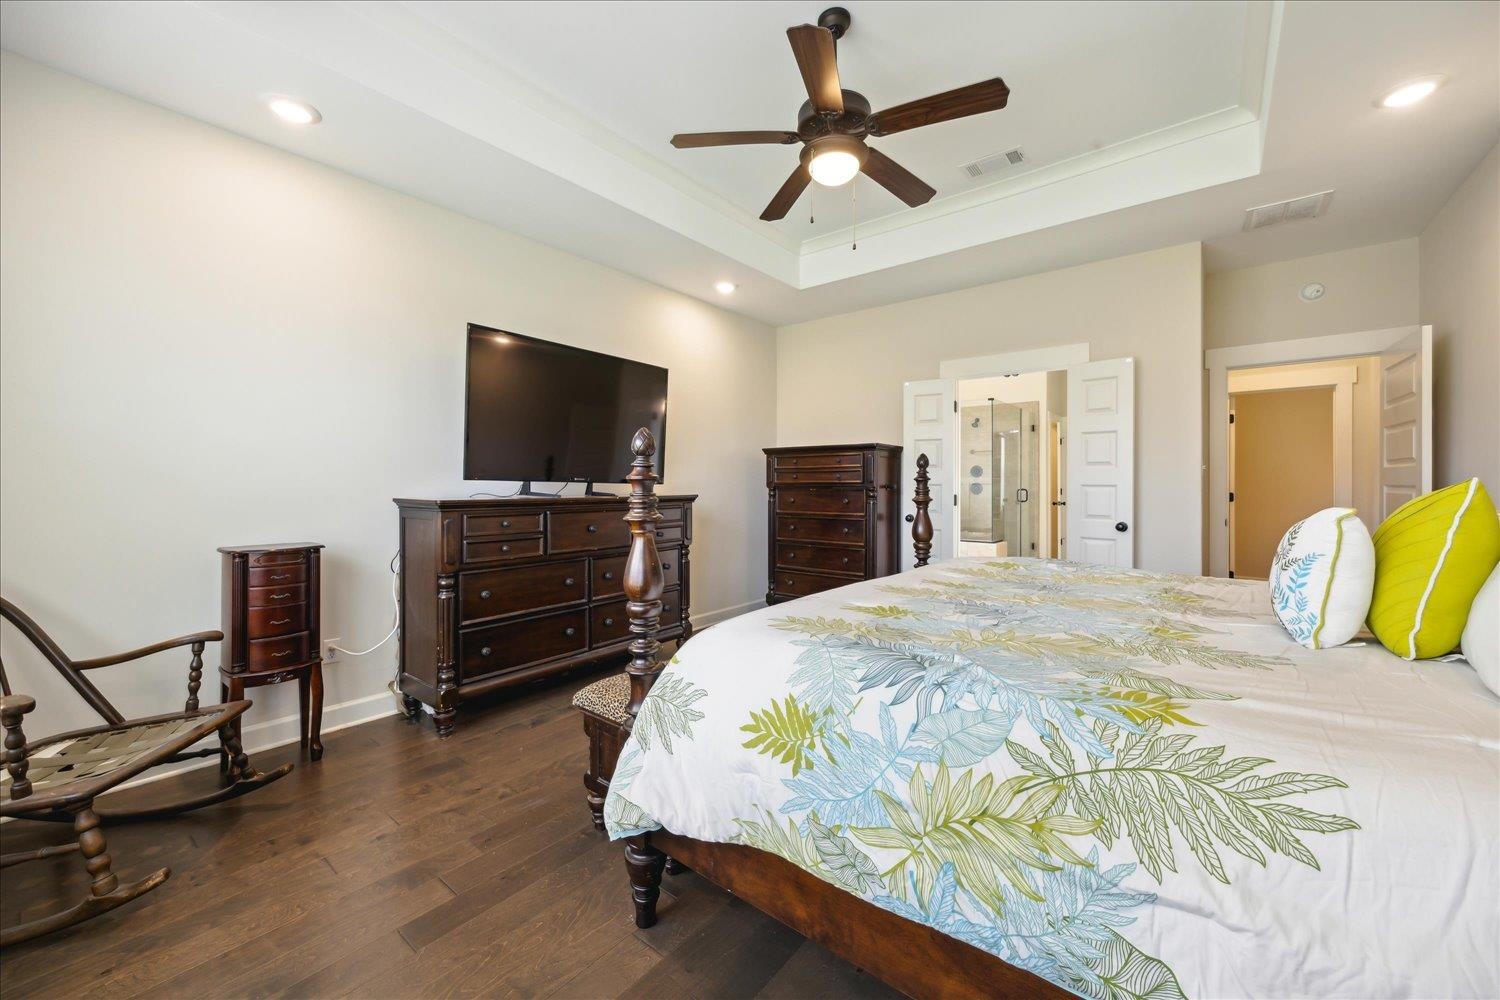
left=760, top=164, right=812, bottom=221
left=861, top=147, right=936, bottom=207
left=671, top=131, right=800, bottom=149
left=787, top=25, right=843, bottom=115
left=868, top=78, right=1010, bottom=137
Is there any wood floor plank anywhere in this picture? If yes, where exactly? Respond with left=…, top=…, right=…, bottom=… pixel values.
left=1, top=667, right=897, bottom=1000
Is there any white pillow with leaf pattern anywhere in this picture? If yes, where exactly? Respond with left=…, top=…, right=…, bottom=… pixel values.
left=1269, top=507, right=1375, bottom=649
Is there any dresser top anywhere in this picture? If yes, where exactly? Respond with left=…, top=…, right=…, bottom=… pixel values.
left=763, top=444, right=901, bottom=455
left=217, top=544, right=325, bottom=554
left=394, top=494, right=697, bottom=510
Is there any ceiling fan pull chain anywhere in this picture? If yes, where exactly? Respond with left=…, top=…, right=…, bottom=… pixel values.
left=851, top=180, right=858, bottom=251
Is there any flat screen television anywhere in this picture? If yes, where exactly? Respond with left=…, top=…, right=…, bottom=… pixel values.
left=463, top=324, right=668, bottom=485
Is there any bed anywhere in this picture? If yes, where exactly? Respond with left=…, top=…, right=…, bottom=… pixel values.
left=602, top=432, right=1499, bottom=999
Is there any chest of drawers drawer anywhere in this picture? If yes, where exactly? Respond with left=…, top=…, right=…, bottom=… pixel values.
left=775, top=487, right=866, bottom=515
left=247, top=633, right=309, bottom=672
left=771, top=570, right=851, bottom=601
left=248, top=583, right=306, bottom=608
left=460, top=608, right=588, bottom=680
left=460, top=559, right=587, bottom=624
left=247, top=604, right=306, bottom=639
left=776, top=515, right=864, bottom=545
left=550, top=510, right=631, bottom=553
left=771, top=467, right=866, bottom=485
left=248, top=563, right=306, bottom=587
left=772, top=451, right=864, bottom=470
left=776, top=543, right=863, bottom=576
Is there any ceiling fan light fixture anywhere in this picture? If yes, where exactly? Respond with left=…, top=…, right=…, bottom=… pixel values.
left=803, top=135, right=868, bottom=188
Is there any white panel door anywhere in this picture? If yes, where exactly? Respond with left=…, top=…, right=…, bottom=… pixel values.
left=1379, top=325, right=1433, bottom=520
left=1066, top=359, right=1135, bottom=567
left=902, top=378, right=957, bottom=565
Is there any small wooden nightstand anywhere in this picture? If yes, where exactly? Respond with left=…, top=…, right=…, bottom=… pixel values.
left=218, top=544, right=326, bottom=761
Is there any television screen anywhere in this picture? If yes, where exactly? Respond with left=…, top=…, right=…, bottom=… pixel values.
left=463, top=325, right=668, bottom=483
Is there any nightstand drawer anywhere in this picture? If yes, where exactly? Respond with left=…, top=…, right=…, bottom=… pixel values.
left=247, top=633, right=308, bottom=672
left=772, top=571, right=850, bottom=601
left=775, top=487, right=864, bottom=515
left=460, top=609, right=588, bottom=679
left=246, top=604, right=305, bottom=639
left=248, top=563, right=307, bottom=587
left=550, top=511, right=631, bottom=553
left=248, top=583, right=306, bottom=608
left=460, top=559, right=587, bottom=623
left=776, top=544, right=863, bottom=576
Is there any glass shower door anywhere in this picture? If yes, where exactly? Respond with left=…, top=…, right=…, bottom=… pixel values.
left=996, top=401, right=1041, bottom=556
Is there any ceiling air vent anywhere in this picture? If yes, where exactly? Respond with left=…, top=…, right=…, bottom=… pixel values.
left=1243, top=190, right=1334, bottom=231
left=963, top=147, right=1026, bottom=179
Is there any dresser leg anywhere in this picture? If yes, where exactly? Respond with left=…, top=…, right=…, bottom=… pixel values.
left=298, top=671, right=311, bottom=758
left=433, top=707, right=457, bottom=739
left=401, top=694, right=422, bottom=719
left=308, top=660, right=324, bottom=761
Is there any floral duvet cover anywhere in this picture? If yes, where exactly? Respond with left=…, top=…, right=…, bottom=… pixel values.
left=604, top=558, right=1499, bottom=999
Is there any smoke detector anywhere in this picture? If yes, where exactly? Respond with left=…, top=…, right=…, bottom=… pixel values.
left=1243, top=190, right=1334, bottom=231
left=962, top=147, right=1026, bottom=179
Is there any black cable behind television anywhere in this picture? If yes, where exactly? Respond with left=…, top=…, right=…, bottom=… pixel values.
left=463, top=324, right=668, bottom=493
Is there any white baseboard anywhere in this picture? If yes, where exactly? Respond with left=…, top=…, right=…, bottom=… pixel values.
left=691, top=598, right=763, bottom=632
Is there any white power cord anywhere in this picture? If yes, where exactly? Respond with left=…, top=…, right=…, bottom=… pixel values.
left=326, top=552, right=401, bottom=658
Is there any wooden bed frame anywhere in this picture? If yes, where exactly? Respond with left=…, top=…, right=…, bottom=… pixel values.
left=601, top=431, right=1068, bottom=999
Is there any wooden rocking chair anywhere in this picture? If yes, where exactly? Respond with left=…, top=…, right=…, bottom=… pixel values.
left=0, top=598, right=293, bottom=945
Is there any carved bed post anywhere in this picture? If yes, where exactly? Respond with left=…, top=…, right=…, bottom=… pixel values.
left=912, top=453, right=933, bottom=567
left=620, top=427, right=669, bottom=928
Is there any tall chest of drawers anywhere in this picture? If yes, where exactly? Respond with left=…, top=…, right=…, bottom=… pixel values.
left=764, top=444, right=902, bottom=604
left=395, top=494, right=695, bottom=737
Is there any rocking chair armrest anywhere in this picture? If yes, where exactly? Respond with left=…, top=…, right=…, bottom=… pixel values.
left=1, top=693, right=37, bottom=720
left=74, top=630, right=224, bottom=671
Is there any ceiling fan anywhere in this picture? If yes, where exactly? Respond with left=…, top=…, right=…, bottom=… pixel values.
left=670, top=6, right=1010, bottom=222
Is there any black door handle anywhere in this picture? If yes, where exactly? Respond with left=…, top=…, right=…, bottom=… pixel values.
left=904, top=514, right=915, bottom=523
left=1115, top=522, right=1128, bottom=532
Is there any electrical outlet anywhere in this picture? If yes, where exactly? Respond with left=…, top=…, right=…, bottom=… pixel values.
left=323, top=638, right=341, bottom=663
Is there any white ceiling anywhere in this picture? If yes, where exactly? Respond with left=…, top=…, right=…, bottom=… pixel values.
left=1, top=1, right=1495, bottom=326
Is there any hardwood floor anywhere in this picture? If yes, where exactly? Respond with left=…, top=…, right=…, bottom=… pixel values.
left=0, top=665, right=902, bottom=999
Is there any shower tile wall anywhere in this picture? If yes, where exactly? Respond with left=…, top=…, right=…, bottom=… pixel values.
left=960, top=404, right=1005, bottom=542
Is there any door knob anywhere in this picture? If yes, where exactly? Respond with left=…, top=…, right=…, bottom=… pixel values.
left=904, top=514, right=914, bottom=522
left=1115, top=522, right=1129, bottom=532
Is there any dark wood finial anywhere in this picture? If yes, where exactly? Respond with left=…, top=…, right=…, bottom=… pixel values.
left=1, top=693, right=36, bottom=800
left=622, top=427, right=665, bottom=727
left=912, top=453, right=933, bottom=568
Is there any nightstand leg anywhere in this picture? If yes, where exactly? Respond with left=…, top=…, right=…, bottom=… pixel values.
left=219, top=681, right=230, bottom=776
left=309, top=661, right=324, bottom=761
left=298, top=670, right=311, bottom=758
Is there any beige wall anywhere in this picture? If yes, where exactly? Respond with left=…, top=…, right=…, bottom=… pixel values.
left=1205, top=239, right=1420, bottom=350
left=0, top=55, right=777, bottom=744
left=777, top=243, right=1205, bottom=575
left=1419, top=142, right=1500, bottom=491
left=1231, top=387, right=1335, bottom=579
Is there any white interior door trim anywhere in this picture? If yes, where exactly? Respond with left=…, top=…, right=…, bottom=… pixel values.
left=1227, top=362, right=1357, bottom=507
left=1206, top=325, right=1423, bottom=577
left=939, top=343, right=1090, bottom=380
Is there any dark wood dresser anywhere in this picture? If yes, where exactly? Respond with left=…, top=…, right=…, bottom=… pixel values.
left=219, top=544, right=326, bottom=760
left=394, top=494, right=695, bottom=737
left=764, top=444, right=901, bottom=604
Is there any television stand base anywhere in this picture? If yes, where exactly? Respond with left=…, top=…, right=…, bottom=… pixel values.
left=515, top=481, right=559, bottom=498
left=582, top=481, right=620, bottom=497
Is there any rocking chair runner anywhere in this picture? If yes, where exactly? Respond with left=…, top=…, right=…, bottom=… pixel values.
left=0, top=598, right=293, bottom=946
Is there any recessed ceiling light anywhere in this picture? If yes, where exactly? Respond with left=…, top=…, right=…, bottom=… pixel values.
left=266, top=95, right=322, bottom=126
left=1378, top=76, right=1444, bottom=109
left=714, top=281, right=737, bottom=295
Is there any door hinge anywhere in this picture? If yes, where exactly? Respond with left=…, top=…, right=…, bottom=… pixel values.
left=1229, top=412, right=1235, bottom=424
left=1228, top=570, right=1236, bottom=579
left=1228, top=491, right=1235, bottom=502
left=953, top=400, right=958, bottom=413
left=953, top=494, right=958, bottom=507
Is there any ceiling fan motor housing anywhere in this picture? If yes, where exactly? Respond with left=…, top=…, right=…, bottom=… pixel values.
left=797, top=90, right=871, bottom=138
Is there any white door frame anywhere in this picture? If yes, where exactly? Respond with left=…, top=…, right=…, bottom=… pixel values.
left=1206, top=325, right=1423, bottom=577
left=938, top=344, right=1089, bottom=551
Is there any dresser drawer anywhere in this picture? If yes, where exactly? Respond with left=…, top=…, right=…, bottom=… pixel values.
left=248, top=563, right=306, bottom=587
left=658, top=549, right=682, bottom=590
left=247, top=633, right=309, bottom=672
left=248, top=583, right=306, bottom=608
left=772, top=467, right=865, bottom=485
left=776, top=515, right=864, bottom=545
left=772, top=451, right=864, bottom=469
left=550, top=510, right=631, bottom=553
left=776, top=544, right=863, bottom=576
left=652, top=523, right=684, bottom=545
left=463, top=512, right=543, bottom=538
left=593, top=554, right=626, bottom=598
left=463, top=535, right=544, bottom=564
left=775, top=487, right=865, bottom=515
left=659, top=503, right=686, bottom=525
left=460, top=559, right=587, bottom=624
left=771, top=571, right=851, bottom=601
left=660, top=588, right=683, bottom=626
left=246, top=604, right=306, bottom=639
left=591, top=600, right=630, bottom=645
left=460, top=609, right=588, bottom=680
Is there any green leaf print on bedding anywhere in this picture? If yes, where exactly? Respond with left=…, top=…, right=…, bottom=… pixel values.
left=741, top=694, right=847, bottom=776
left=631, top=671, right=708, bottom=753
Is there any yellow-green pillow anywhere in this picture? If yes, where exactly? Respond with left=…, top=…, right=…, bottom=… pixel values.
left=1370, top=478, right=1500, bottom=659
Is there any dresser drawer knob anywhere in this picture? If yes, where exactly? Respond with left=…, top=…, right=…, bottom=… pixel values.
left=564, top=627, right=577, bottom=637
left=480, top=589, right=492, bottom=600
left=269, top=618, right=291, bottom=626
left=270, top=592, right=291, bottom=600
left=787, top=553, right=796, bottom=560
left=785, top=578, right=793, bottom=586
left=662, top=562, right=671, bottom=570
left=602, top=570, right=615, bottom=581
left=564, top=577, right=576, bottom=586
left=480, top=646, right=492, bottom=657
left=842, top=497, right=850, bottom=505
left=587, top=524, right=598, bottom=533
left=501, top=520, right=511, bottom=528
left=842, top=527, right=851, bottom=535
left=842, top=557, right=850, bottom=565
left=656, top=530, right=664, bottom=538
left=603, top=617, right=614, bottom=627
left=501, top=544, right=511, bottom=553
left=787, top=498, right=796, bottom=504
left=787, top=524, right=797, bottom=531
